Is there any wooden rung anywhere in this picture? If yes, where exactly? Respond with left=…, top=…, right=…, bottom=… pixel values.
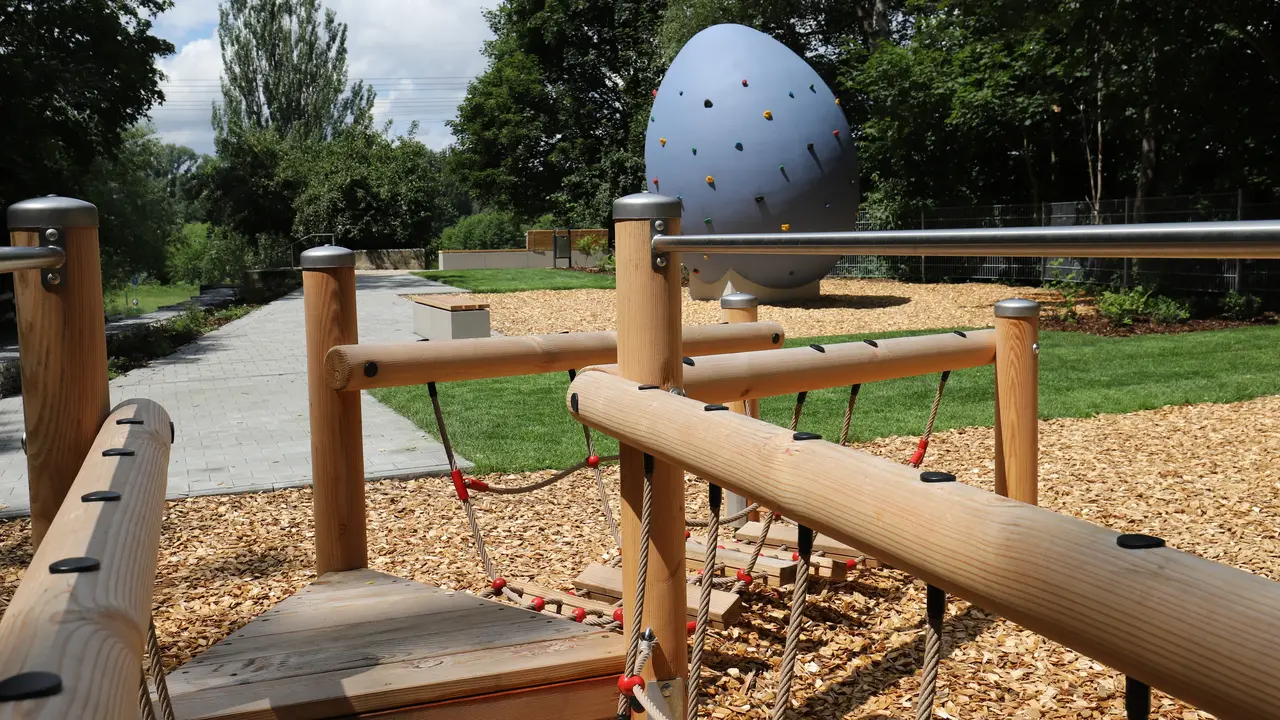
left=695, top=537, right=853, bottom=580
left=733, top=521, right=887, bottom=568
left=572, top=564, right=741, bottom=629
left=512, top=582, right=617, bottom=618
left=685, top=539, right=797, bottom=586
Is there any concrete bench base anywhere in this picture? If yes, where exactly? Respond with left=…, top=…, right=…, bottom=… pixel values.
left=413, top=302, right=491, bottom=341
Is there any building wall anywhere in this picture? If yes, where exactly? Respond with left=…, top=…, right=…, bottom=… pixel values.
left=439, top=249, right=605, bottom=270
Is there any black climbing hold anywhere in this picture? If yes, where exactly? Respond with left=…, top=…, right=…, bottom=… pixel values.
left=102, top=448, right=134, bottom=457
left=704, top=404, right=729, bottom=412
left=754, top=195, right=765, bottom=203
left=735, top=142, right=743, bottom=151
left=364, top=361, right=379, bottom=378
left=807, top=143, right=815, bottom=152
left=116, top=418, right=144, bottom=426
left=1117, top=533, right=1166, bottom=550
left=81, top=490, right=121, bottom=503
left=793, top=432, right=821, bottom=441
left=920, top=471, right=957, bottom=483
left=683, top=356, right=695, bottom=367
left=953, top=330, right=967, bottom=338
left=49, top=556, right=100, bottom=574
left=863, top=339, right=879, bottom=348
left=570, top=393, right=579, bottom=413
left=643, top=453, right=655, bottom=474
left=428, top=381, right=439, bottom=397
left=0, top=671, right=63, bottom=701
left=638, top=384, right=660, bottom=390
left=809, top=344, right=826, bottom=353
left=704, top=99, right=713, bottom=108
left=771, top=333, right=781, bottom=344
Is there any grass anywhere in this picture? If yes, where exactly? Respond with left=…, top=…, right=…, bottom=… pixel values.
left=104, top=283, right=198, bottom=316
left=414, top=268, right=615, bottom=293
left=371, top=324, right=1280, bottom=473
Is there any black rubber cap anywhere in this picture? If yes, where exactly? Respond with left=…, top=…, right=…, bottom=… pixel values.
left=709, top=483, right=722, bottom=511
left=643, top=453, right=655, bottom=474
left=797, top=525, right=814, bottom=558
left=570, top=393, right=579, bottom=413
left=1125, top=676, right=1151, bottom=719
left=809, top=344, right=826, bottom=353
left=920, top=471, right=957, bottom=483
left=793, top=431, right=822, bottom=441
left=863, top=339, right=879, bottom=348
left=638, top=384, right=660, bottom=390
left=771, top=333, right=780, bottom=344
left=81, top=490, right=121, bottom=502
left=682, top=356, right=695, bottom=366
left=101, top=448, right=134, bottom=457
left=953, top=330, right=967, bottom=338
left=170, top=421, right=175, bottom=443
left=567, top=368, right=577, bottom=381
left=1117, top=533, right=1165, bottom=550
left=364, top=361, right=379, bottom=378
left=703, top=404, right=729, bottom=411
left=427, top=381, right=439, bottom=397
left=115, top=418, right=144, bottom=425
left=49, top=557, right=100, bottom=574
left=0, top=671, right=62, bottom=701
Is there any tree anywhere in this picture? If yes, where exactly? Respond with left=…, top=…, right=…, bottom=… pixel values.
left=0, top=0, right=173, bottom=207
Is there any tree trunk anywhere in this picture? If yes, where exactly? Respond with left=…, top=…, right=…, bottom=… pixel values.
left=1134, top=105, right=1157, bottom=223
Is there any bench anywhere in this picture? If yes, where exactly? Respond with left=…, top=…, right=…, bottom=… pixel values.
left=411, top=294, right=491, bottom=341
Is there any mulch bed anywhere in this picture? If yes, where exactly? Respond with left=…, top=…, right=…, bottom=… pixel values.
left=4, top=394, right=1277, bottom=718
left=1042, top=311, right=1278, bottom=336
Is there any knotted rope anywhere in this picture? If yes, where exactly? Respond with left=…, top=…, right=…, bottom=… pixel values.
left=570, top=369, right=623, bottom=550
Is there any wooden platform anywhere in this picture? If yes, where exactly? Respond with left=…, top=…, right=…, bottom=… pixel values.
left=167, top=569, right=624, bottom=720
left=573, top=564, right=741, bottom=628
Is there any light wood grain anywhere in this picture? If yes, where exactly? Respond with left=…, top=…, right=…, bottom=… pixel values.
left=586, top=329, right=995, bottom=403
left=10, top=227, right=111, bottom=547
left=0, top=399, right=172, bottom=720
left=614, top=213, right=688, bottom=703
left=721, top=301, right=762, bottom=519
left=324, top=321, right=784, bottom=391
left=567, top=370, right=1280, bottom=719
left=408, top=295, right=491, bottom=311
left=304, top=264, right=367, bottom=574
left=572, top=564, right=741, bottom=629
left=698, top=537, right=852, bottom=579
left=342, top=675, right=619, bottom=719
left=166, top=569, right=624, bottom=720
left=732, top=522, right=886, bottom=568
left=685, top=538, right=797, bottom=586
left=994, top=311, right=1039, bottom=504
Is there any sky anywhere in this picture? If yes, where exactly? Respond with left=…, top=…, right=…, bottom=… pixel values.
left=148, top=0, right=495, bottom=155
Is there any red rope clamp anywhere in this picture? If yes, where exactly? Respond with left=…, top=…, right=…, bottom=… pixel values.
left=573, top=607, right=586, bottom=622
left=492, top=577, right=507, bottom=592
left=612, top=608, right=624, bottom=625
left=450, top=468, right=469, bottom=501
left=530, top=596, right=545, bottom=612
left=909, top=437, right=930, bottom=467
left=466, top=478, right=489, bottom=492
left=736, top=569, right=753, bottom=584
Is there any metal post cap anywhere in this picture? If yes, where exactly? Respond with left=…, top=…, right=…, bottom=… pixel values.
left=6, top=196, right=98, bottom=230
left=720, top=292, right=758, bottom=309
left=613, top=192, right=682, bottom=220
left=994, top=298, right=1040, bottom=318
left=300, top=245, right=355, bottom=269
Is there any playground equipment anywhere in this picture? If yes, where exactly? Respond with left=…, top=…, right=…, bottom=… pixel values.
left=3, top=188, right=1280, bottom=720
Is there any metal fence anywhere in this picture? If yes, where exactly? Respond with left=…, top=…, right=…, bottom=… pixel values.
left=832, top=191, right=1280, bottom=300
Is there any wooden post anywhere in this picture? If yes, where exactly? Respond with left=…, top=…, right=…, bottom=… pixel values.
left=6, top=196, right=110, bottom=548
left=302, top=246, right=367, bottom=574
left=613, top=193, right=687, bottom=714
left=993, top=298, right=1039, bottom=505
left=720, top=289, right=760, bottom=526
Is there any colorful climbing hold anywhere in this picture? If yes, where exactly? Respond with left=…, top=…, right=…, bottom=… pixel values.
left=788, top=91, right=795, bottom=98
left=781, top=224, right=791, bottom=231
left=835, top=97, right=841, bottom=105
left=652, top=88, right=657, bottom=97
left=706, top=175, right=715, bottom=184
left=763, top=110, right=773, bottom=120
left=833, top=129, right=840, bottom=137
left=741, top=78, right=748, bottom=87
left=659, top=137, right=666, bottom=147
left=704, top=98, right=713, bottom=108
left=704, top=217, right=712, bottom=224
left=734, top=142, right=743, bottom=151
left=754, top=195, right=764, bottom=203
left=691, top=147, right=697, bottom=155
left=809, top=83, right=816, bottom=92
left=807, top=143, right=815, bottom=151
left=652, top=177, right=659, bottom=185
left=779, top=164, right=785, bottom=172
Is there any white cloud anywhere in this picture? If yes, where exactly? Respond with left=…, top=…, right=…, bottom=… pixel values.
left=147, top=0, right=494, bottom=154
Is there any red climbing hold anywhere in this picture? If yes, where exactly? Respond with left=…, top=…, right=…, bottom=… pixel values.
left=846, top=558, right=858, bottom=570
left=618, top=674, right=645, bottom=695
left=652, top=88, right=657, bottom=97
left=613, top=608, right=625, bottom=624
left=587, top=454, right=601, bottom=468
left=573, top=607, right=587, bottom=622
left=741, top=78, right=748, bottom=87
left=652, top=177, right=659, bottom=186
left=736, top=569, right=752, bottom=583
left=450, top=468, right=469, bottom=501
left=833, top=129, right=841, bottom=137
left=687, top=620, right=697, bottom=634
left=492, top=577, right=507, bottom=592
left=531, top=596, right=546, bottom=612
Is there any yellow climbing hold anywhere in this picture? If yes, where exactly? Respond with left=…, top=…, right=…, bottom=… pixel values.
left=706, top=175, right=715, bottom=184
left=763, top=110, right=773, bottom=120
left=835, top=98, right=841, bottom=105
left=659, top=137, right=667, bottom=146
left=781, top=224, right=791, bottom=231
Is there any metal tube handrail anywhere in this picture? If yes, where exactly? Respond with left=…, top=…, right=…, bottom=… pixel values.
left=651, top=219, right=1280, bottom=259
left=0, top=246, right=67, bottom=273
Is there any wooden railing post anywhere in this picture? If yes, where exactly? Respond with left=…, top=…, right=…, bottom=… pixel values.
left=993, top=298, right=1040, bottom=505
left=720, top=289, right=761, bottom=527
left=302, top=246, right=367, bottom=574
left=6, top=196, right=110, bottom=548
left=613, top=193, right=687, bottom=715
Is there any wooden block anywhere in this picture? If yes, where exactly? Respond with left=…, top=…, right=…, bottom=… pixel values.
left=572, top=564, right=741, bottom=629
left=411, top=294, right=490, bottom=311
left=513, top=582, right=618, bottom=618
left=734, top=522, right=887, bottom=568
left=699, top=537, right=851, bottom=580
left=684, top=539, right=797, bottom=586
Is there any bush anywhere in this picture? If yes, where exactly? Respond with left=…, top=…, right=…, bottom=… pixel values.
left=1220, top=291, right=1262, bottom=320
left=166, top=223, right=255, bottom=284
left=1097, top=286, right=1190, bottom=326
left=597, top=253, right=616, bottom=274
left=575, top=234, right=609, bottom=256
left=439, top=211, right=524, bottom=250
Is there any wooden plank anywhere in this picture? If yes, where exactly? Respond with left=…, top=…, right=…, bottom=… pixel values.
left=572, top=564, right=740, bottom=629
left=684, top=539, right=797, bottom=586
left=512, top=582, right=618, bottom=618
left=695, top=537, right=852, bottom=580
left=409, top=294, right=490, bottom=311
left=348, top=675, right=618, bottom=719
left=733, top=521, right=886, bottom=567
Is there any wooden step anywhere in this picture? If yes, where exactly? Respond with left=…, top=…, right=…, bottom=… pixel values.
left=572, top=564, right=741, bottom=629
left=166, top=569, right=623, bottom=720
left=733, top=521, right=887, bottom=569
left=685, top=539, right=797, bottom=586
left=513, top=581, right=618, bottom=618
left=696, top=537, right=852, bottom=580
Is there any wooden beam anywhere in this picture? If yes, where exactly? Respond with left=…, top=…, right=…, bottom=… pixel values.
left=587, top=328, right=994, bottom=403
left=685, top=538, right=798, bottom=586
left=344, top=675, right=620, bottom=720
left=567, top=370, right=1280, bottom=719
left=0, top=399, right=173, bottom=720
left=324, top=321, right=784, bottom=391
left=994, top=299, right=1040, bottom=505
left=573, top=564, right=741, bottom=629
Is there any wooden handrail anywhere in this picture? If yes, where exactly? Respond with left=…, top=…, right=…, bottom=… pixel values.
left=0, top=399, right=173, bottom=720
left=323, top=322, right=785, bottom=391
left=586, top=329, right=994, bottom=403
left=566, top=371, right=1280, bottom=719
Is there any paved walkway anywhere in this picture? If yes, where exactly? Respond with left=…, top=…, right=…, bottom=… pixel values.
left=0, top=272, right=467, bottom=518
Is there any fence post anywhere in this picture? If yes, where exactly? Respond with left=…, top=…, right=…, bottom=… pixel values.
left=720, top=288, right=760, bottom=527
left=1233, top=189, right=1245, bottom=293
left=613, top=192, right=687, bottom=716
left=6, top=196, right=111, bottom=548
left=302, top=246, right=367, bottom=575
left=994, top=298, right=1039, bottom=506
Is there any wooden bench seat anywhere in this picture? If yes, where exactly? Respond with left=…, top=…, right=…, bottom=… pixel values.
left=409, top=294, right=492, bottom=341
left=409, top=294, right=490, bottom=311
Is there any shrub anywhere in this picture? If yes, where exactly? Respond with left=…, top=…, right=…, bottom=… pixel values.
left=1220, top=291, right=1262, bottom=320
left=1148, top=294, right=1191, bottom=324
left=597, top=253, right=616, bottom=274
left=166, top=223, right=255, bottom=284
left=439, top=211, right=523, bottom=250
left=575, top=234, right=609, bottom=256
left=1097, top=286, right=1190, bottom=325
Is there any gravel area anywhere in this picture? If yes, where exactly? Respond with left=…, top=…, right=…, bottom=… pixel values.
left=464, top=278, right=1061, bottom=338
left=2, top=394, right=1276, bottom=719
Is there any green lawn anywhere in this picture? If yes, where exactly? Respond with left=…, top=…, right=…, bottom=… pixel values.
left=415, top=268, right=615, bottom=293
left=104, top=283, right=198, bottom=316
left=371, top=324, right=1280, bottom=473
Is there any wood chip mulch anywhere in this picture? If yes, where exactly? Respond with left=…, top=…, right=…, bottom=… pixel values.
left=462, top=278, right=1061, bottom=338
left=2, top=394, right=1278, bottom=719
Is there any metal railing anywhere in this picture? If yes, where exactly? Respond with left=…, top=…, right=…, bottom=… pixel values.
left=0, top=246, right=66, bottom=273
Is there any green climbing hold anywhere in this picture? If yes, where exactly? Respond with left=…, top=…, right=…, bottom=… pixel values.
left=704, top=217, right=712, bottom=224
left=692, top=147, right=697, bottom=155
left=734, top=142, right=743, bottom=151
